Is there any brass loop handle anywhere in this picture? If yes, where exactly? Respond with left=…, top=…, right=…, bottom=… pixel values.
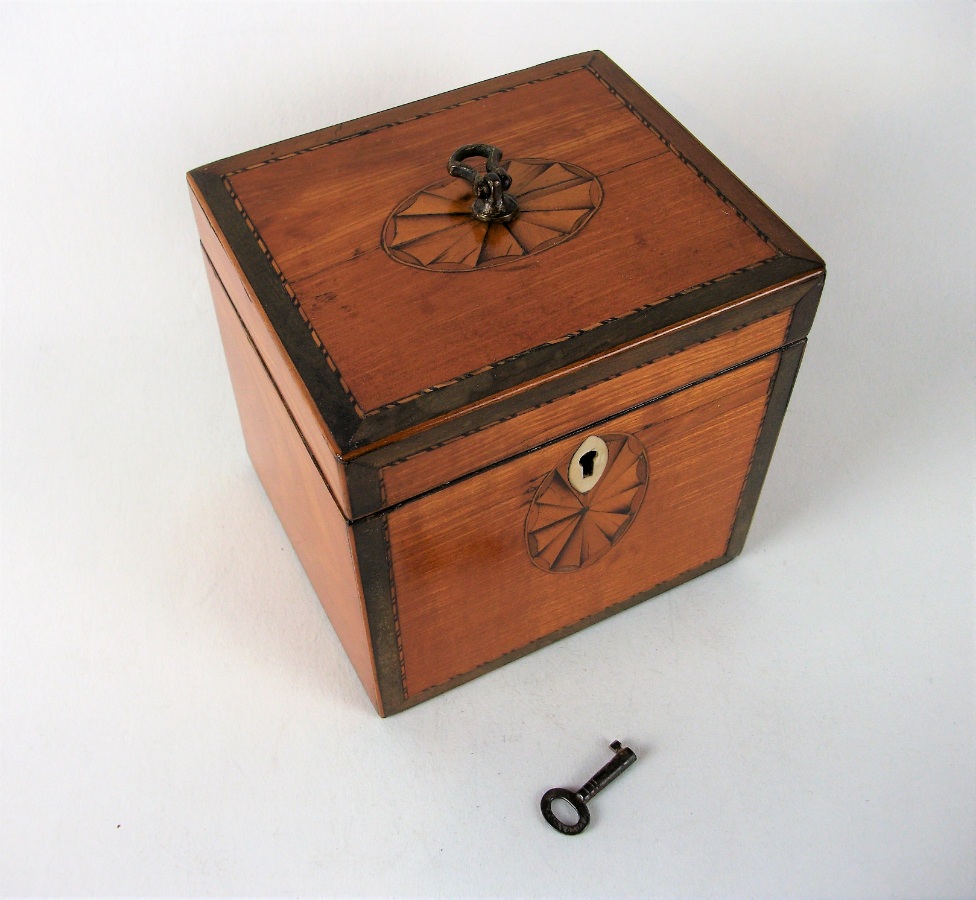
left=447, top=143, right=519, bottom=223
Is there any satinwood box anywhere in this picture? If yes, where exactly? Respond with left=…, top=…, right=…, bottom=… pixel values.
left=188, top=52, right=825, bottom=715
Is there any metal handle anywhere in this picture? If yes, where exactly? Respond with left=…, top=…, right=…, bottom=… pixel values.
left=447, top=143, right=519, bottom=223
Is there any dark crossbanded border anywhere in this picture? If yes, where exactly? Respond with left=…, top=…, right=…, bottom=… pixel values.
left=189, top=51, right=823, bottom=459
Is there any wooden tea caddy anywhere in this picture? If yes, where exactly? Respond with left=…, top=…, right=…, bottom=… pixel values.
left=188, top=52, right=825, bottom=716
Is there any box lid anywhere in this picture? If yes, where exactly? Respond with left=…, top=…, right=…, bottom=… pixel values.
left=189, top=51, right=823, bottom=464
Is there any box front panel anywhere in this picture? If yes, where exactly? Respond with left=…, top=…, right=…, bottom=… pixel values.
left=386, top=352, right=782, bottom=700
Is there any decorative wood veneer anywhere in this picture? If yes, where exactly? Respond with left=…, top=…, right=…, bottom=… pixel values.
left=388, top=352, right=781, bottom=698
left=190, top=52, right=822, bottom=458
left=192, top=190, right=353, bottom=517
left=379, top=307, right=793, bottom=508
left=222, top=66, right=776, bottom=414
left=189, top=51, right=825, bottom=715
left=526, top=434, right=648, bottom=573
left=206, top=253, right=379, bottom=711
left=382, top=159, right=602, bottom=271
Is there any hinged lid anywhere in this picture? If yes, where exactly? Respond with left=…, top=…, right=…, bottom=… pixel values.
left=189, top=51, right=822, bottom=477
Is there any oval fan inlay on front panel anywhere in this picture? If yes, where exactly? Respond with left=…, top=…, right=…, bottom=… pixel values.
left=525, top=434, right=648, bottom=573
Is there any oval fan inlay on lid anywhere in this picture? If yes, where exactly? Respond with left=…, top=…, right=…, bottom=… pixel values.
left=382, top=158, right=602, bottom=272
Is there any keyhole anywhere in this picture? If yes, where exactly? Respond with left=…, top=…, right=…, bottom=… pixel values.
left=579, top=450, right=598, bottom=479
left=568, top=435, right=609, bottom=493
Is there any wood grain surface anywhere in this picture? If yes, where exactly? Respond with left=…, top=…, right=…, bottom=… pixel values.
left=190, top=52, right=823, bottom=458
left=388, top=351, right=781, bottom=698
left=586, top=52, right=823, bottom=265
left=193, top=192, right=353, bottom=518
left=189, top=51, right=825, bottom=715
left=381, top=157, right=604, bottom=272
left=380, top=307, right=792, bottom=507
left=205, top=251, right=380, bottom=712
left=223, top=67, right=775, bottom=413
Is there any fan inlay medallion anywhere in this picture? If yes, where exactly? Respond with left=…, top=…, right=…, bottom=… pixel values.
left=525, top=434, right=648, bottom=573
left=382, top=159, right=602, bottom=272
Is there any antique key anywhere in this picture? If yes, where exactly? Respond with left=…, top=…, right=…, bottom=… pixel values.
left=540, top=740, right=637, bottom=835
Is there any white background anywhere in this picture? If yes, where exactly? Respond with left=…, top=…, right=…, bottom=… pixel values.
left=2, top=2, right=973, bottom=897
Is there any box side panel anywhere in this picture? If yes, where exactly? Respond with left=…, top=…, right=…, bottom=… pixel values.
left=387, top=352, right=781, bottom=700
left=380, top=307, right=792, bottom=508
left=204, top=253, right=382, bottom=713
left=726, top=339, right=806, bottom=559
left=191, top=186, right=354, bottom=519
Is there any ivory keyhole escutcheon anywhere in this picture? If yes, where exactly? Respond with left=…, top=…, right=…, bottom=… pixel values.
left=568, top=435, right=609, bottom=493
